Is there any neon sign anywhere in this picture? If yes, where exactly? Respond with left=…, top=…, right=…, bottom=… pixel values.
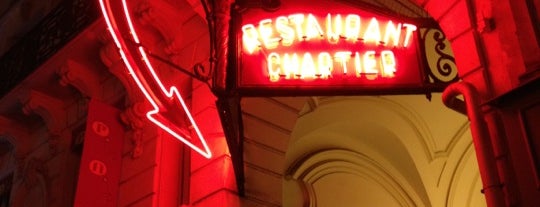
left=235, top=1, right=424, bottom=95
left=99, top=0, right=212, bottom=158
left=242, top=14, right=417, bottom=82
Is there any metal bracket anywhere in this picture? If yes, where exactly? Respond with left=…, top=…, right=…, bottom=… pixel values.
left=216, top=95, right=245, bottom=196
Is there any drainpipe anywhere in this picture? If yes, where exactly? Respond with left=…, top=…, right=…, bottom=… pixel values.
left=442, top=82, right=505, bottom=207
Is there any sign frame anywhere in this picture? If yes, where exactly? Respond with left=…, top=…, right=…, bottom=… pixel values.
left=226, top=0, right=458, bottom=97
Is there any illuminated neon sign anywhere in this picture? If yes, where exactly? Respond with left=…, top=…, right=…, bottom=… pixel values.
left=99, top=0, right=212, bottom=158
left=235, top=1, right=424, bottom=95
left=242, top=14, right=417, bottom=81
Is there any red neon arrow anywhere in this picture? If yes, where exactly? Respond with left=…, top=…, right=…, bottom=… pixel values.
left=99, top=0, right=212, bottom=158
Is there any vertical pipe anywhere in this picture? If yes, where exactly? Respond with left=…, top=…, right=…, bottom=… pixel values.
left=211, top=0, right=234, bottom=93
left=442, top=82, right=505, bottom=207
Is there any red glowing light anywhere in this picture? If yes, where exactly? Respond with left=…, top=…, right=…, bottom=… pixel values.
left=99, top=0, right=212, bottom=158
left=235, top=0, right=423, bottom=95
left=240, top=13, right=416, bottom=83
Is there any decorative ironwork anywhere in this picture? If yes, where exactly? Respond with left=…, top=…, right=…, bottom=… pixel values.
left=193, top=62, right=212, bottom=82
left=0, top=0, right=99, bottom=97
left=202, top=0, right=234, bottom=94
left=203, top=0, right=245, bottom=195
left=144, top=50, right=213, bottom=83
left=420, top=27, right=459, bottom=83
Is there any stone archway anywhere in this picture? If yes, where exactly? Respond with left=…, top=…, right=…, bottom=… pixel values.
left=286, top=149, right=418, bottom=207
left=282, top=95, right=486, bottom=207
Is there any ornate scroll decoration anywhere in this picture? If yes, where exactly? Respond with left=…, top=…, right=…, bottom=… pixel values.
left=99, top=39, right=145, bottom=103
left=100, top=33, right=145, bottom=159
left=57, top=59, right=102, bottom=98
left=20, top=90, right=68, bottom=155
left=110, top=0, right=213, bottom=87
left=420, top=28, right=459, bottom=83
left=120, top=102, right=148, bottom=158
left=203, top=0, right=234, bottom=93
left=136, top=0, right=186, bottom=55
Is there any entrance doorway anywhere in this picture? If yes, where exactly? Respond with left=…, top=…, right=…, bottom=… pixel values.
left=239, top=95, right=485, bottom=207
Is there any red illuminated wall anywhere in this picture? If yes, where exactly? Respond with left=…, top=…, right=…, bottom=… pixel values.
left=235, top=0, right=426, bottom=96
left=412, top=0, right=540, bottom=206
left=0, top=0, right=539, bottom=207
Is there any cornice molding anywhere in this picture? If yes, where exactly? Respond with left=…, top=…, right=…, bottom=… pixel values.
left=19, top=90, right=69, bottom=154
left=99, top=39, right=145, bottom=103
left=20, top=90, right=66, bottom=134
left=57, top=59, right=102, bottom=98
left=136, top=0, right=190, bottom=56
left=120, top=102, right=149, bottom=158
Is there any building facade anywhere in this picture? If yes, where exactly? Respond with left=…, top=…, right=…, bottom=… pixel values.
left=0, top=0, right=539, bottom=207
